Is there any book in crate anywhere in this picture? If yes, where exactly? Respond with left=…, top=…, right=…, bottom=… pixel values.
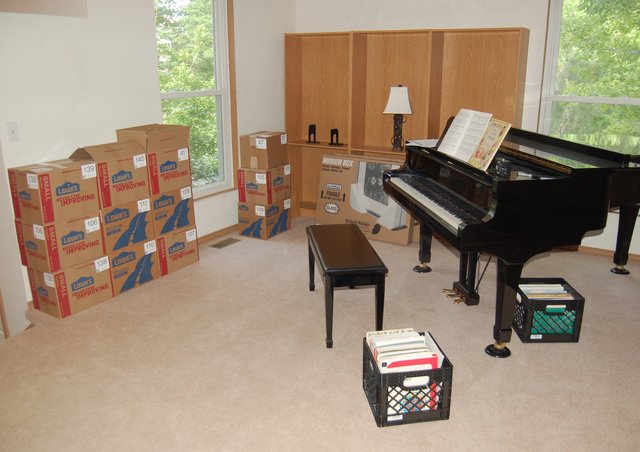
left=362, top=329, right=453, bottom=427
left=513, top=278, right=585, bottom=343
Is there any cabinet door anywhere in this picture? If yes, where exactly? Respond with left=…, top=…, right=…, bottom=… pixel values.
left=428, top=28, right=529, bottom=136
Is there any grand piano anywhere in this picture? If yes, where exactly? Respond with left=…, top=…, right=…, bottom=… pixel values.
left=383, top=126, right=640, bottom=357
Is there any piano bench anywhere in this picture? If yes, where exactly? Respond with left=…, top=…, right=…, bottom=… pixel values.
left=306, top=224, right=388, bottom=348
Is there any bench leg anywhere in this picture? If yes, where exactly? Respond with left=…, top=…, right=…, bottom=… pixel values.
left=308, top=243, right=315, bottom=291
left=375, top=273, right=385, bottom=331
left=324, top=275, right=333, bottom=348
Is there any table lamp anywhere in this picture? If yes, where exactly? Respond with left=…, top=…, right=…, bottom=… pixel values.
left=383, top=85, right=412, bottom=151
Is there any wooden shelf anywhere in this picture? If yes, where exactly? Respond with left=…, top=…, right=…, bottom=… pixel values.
left=285, top=27, right=529, bottom=218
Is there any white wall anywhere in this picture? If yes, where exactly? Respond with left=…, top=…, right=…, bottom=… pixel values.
left=234, top=0, right=295, bottom=134
left=0, top=1, right=162, bottom=336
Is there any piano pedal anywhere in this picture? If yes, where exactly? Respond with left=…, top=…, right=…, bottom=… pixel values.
left=443, top=288, right=466, bottom=304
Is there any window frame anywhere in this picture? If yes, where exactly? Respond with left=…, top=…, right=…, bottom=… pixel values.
left=539, top=0, right=640, bottom=135
left=157, top=0, right=235, bottom=199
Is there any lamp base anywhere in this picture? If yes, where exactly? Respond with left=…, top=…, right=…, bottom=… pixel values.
left=391, top=114, right=405, bottom=151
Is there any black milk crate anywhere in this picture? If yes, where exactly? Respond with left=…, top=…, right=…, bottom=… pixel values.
left=362, top=332, right=453, bottom=427
left=513, top=277, right=585, bottom=343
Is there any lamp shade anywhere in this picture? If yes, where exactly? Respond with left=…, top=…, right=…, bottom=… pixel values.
left=383, top=86, right=412, bottom=115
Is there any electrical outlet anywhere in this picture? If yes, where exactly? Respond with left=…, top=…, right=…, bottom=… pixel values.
left=7, top=122, right=19, bottom=142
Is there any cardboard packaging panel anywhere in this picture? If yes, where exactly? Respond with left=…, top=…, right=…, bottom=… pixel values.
left=315, top=155, right=413, bottom=245
left=27, top=256, right=113, bottom=319
left=101, top=197, right=155, bottom=254
left=116, top=124, right=191, bottom=195
left=157, top=228, right=199, bottom=276
left=151, top=186, right=195, bottom=237
left=8, top=159, right=100, bottom=224
left=71, top=140, right=149, bottom=208
left=239, top=131, right=288, bottom=169
left=237, top=164, right=291, bottom=204
left=17, top=215, right=105, bottom=273
left=109, top=240, right=161, bottom=295
left=237, top=199, right=291, bottom=240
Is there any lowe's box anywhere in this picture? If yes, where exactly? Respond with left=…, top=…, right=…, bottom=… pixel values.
left=151, top=186, right=195, bottom=237
left=116, top=124, right=191, bottom=195
left=8, top=159, right=100, bottom=224
left=237, top=164, right=291, bottom=205
left=16, top=215, right=105, bottom=273
left=101, top=198, right=156, bottom=254
left=238, top=199, right=291, bottom=240
left=315, top=155, right=413, bottom=245
left=239, top=131, right=288, bottom=169
left=27, top=256, right=113, bottom=319
left=109, top=240, right=161, bottom=295
left=71, top=140, right=149, bottom=208
left=157, top=228, right=199, bottom=276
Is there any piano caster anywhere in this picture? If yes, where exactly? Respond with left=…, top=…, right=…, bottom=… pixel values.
left=413, top=263, right=432, bottom=273
left=484, top=342, right=511, bottom=358
left=610, top=265, right=630, bottom=275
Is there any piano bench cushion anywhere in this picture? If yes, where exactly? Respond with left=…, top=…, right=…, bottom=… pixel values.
left=306, top=224, right=388, bottom=280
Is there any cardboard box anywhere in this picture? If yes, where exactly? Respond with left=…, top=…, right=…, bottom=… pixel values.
left=101, top=198, right=156, bottom=254
left=315, top=155, right=413, bottom=245
left=237, top=164, right=291, bottom=204
left=27, top=256, right=114, bottom=319
left=17, top=215, right=105, bottom=273
left=71, top=140, right=149, bottom=208
left=237, top=199, right=291, bottom=240
left=109, top=240, right=161, bottom=295
left=116, top=124, right=191, bottom=195
left=157, top=228, right=199, bottom=276
left=151, top=186, right=196, bottom=237
left=239, top=131, right=288, bottom=169
left=8, top=159, right=100, bottom=224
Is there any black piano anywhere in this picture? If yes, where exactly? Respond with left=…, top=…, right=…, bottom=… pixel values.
left=383, top=127, right=640, bottom=358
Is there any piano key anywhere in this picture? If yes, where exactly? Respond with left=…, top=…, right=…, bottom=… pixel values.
left=387, top=176, right=464, bottom=234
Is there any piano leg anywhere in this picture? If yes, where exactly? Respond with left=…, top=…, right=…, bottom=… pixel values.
left=484, top=258, right=524, bottom=358
left=611, top=204, right=639, bottom=275
left=453, top=252, right=480, bottom=305
left=413, top=222, right=432, bottom=273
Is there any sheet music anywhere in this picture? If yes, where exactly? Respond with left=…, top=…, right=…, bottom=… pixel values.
left=437, top=109, right=492, bottom=162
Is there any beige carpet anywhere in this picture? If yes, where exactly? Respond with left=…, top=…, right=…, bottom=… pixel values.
left=1, top=217, right=639, bottom=451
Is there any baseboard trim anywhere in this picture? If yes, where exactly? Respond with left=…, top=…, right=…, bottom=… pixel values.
left=197, top=224, right=238, bottom=245
left=578, top=245, right=639, bottom=261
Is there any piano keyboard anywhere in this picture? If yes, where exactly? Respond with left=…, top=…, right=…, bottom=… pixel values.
left=387, top=175, right=483, bottom=235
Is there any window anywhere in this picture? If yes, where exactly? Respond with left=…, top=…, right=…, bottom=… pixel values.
left=540, top=0, right=639, bottom=155
left=155, top=0, right=233, bottom=195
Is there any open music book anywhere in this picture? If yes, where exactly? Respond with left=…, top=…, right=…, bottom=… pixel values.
left=438, top=108, right=511, bottom=171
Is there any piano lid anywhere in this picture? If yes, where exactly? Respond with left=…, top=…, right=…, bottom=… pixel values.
left=502, top=128, right=640, bottom=170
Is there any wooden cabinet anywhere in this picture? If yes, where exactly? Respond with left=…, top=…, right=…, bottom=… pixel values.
left=285, top=28, right=529, bottom=217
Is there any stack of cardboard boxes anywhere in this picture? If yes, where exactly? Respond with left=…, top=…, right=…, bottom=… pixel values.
left=237, top=131, right=292, bottom=239
left=9, top=159, right=112, bottom=319
left=116, top=125, right=198, bottom=281
left=7, top=124, right=199, bottom=319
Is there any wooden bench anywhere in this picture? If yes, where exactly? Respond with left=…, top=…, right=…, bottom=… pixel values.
left=306, top=224, right=388, bottom=348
